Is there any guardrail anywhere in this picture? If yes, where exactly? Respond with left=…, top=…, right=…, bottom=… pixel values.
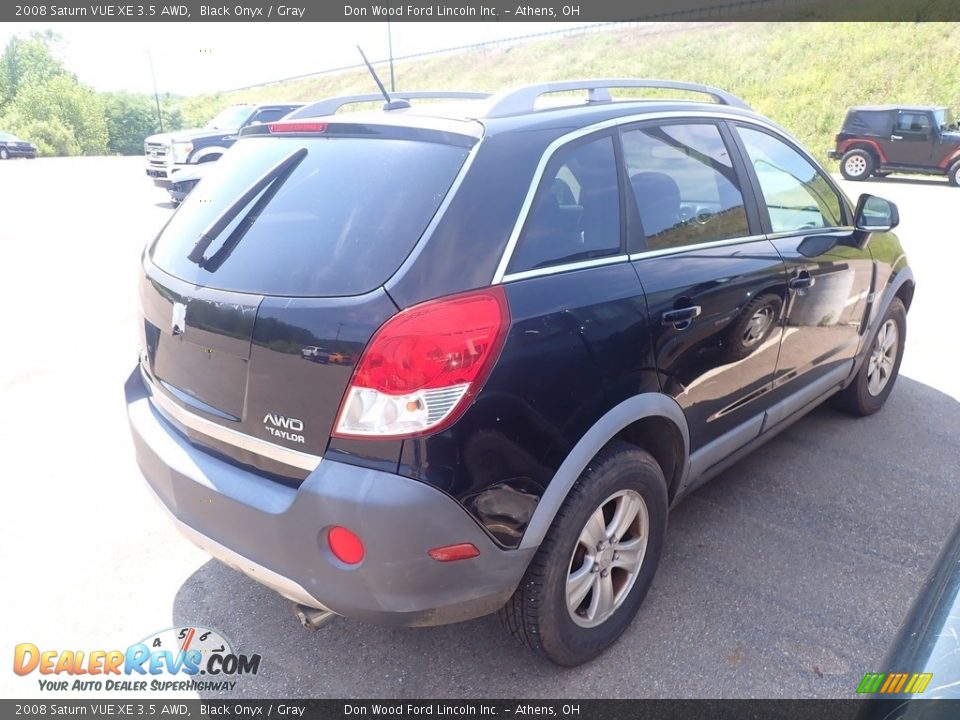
left=220, top=0, right=810, bottom=95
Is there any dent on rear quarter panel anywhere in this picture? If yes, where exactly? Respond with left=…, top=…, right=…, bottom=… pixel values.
left=399, top=264, right=660, bottom=549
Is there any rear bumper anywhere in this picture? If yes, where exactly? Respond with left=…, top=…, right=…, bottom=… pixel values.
left=4, top=148, right=35, bottom=158
left=828, top=149, right=842, bottom=159
left=124, top=367, right=533, bottom=626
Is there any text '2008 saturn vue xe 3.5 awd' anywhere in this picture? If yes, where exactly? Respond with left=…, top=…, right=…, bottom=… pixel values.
left=124, top=80, right=915, bottom=666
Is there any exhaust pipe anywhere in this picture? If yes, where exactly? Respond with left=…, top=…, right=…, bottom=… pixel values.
left=293, top=603, right=338, bottom=631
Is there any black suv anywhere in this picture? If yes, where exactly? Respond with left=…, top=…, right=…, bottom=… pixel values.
left=144, top=102, right=302, bottom=187
left=125, top=80, right=915, bottom=666
left=830, top=105, right=960, bottom=184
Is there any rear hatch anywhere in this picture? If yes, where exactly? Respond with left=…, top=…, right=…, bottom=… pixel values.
left=139, top=122, right=476, bottom=482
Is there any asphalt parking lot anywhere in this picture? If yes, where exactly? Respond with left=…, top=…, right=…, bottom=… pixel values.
left=1, top=156, right=958, bottom=699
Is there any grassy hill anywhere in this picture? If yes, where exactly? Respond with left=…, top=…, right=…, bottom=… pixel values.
left=180, top=22, right=960, bottom=166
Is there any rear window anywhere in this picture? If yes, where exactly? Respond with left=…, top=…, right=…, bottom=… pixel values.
left=149, top=135, right=470, bottom=297
left=843, top=110, right=891, bottom=136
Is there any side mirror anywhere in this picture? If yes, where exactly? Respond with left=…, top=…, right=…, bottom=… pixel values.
left=854, top=194, right=899, bottom=233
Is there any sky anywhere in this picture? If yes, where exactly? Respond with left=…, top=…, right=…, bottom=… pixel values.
left=0, top=22, right=593, bottom=96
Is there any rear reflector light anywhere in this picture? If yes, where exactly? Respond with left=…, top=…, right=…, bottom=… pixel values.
left=428, top=543, right=480, bottom=562
left=333, top=287, right=510, bottom=439
left=267, top=121, right=328, bottom=133
left=327, top=526, right=364, bottom=565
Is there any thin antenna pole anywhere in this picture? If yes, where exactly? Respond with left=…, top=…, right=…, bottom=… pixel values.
left=146, top=50, right=163, bottom=133
left=356, top=45, right=391, bottom=104
left=387, top=21, right=396, bottom=92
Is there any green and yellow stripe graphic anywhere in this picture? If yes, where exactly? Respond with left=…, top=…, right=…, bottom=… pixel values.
left=857, top=672, right=933, bottom=694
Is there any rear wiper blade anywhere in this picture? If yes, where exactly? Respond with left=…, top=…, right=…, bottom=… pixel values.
left=200, top=164, right=297, bottom=273
left=187, top=146, right=308, bottom=266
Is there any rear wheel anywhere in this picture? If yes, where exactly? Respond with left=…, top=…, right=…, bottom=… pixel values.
left=723, top=293, right=782, bottom=362
left=0, top=147, right=9, bottom=160
left=840, top=149, right=874, bottom=181
left=831, top=298, right=906, bottom=416
left=499, top=441, right=667, bottom=666
left=948, top=161, right=960, bottom=187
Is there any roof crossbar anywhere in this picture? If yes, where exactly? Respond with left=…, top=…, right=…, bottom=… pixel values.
left=481, top=79, right=752, bottom=118
left=286, top=91, right=491, bottom=119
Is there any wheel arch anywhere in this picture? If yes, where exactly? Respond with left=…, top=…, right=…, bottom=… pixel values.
left=518, top=394, right=690, bottom=551
left=869, top=269, right=915, bottom=335
left=189, top=146, right=226, bottom=164
left=848, top=268, right=915, bottom=386
left=895, top=277, right=915, bottom=313
left=841, top=140, right=886, bottom=164
left=939, top=149, right=960, bottom=171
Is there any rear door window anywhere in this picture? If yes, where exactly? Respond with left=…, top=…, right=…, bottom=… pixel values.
left=621, top=122, right=750, bottom=251
left=506, top=133, right=622, bottom=275
left=149, top=134, right=471, bottom=297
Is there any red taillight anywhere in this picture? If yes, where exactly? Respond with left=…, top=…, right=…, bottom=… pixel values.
left=327, top=526, right=364, bottom=565
left=333, top=287, right=510, bottom=439
left=428, top=543, right=480, bottom=562
left=267, top=121, right=328, bottom=134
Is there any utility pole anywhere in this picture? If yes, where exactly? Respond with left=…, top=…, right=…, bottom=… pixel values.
left=146, top=50, right=163, bottom=133
left=386, top=21, right=396, bottom=92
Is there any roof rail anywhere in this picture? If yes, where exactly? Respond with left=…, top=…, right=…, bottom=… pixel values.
left=286, top=91, right=491, bottom=120
left=482, top=79, right=751, bottom=118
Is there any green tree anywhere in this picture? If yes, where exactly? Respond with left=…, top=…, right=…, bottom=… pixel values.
left=103, top=91, right=158, bottom=154
left=0, top=31, right=68, bottom=111
left=4, top=74, right=108, bottom=155
left=8, top=117, right=78, bottom=156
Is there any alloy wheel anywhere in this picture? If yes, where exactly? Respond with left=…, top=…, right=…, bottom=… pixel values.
left=566, top=489, right=649, bottom=628
left=867, top=318, right=899, bottom=396
left=742, top=306, right=774, bottom=346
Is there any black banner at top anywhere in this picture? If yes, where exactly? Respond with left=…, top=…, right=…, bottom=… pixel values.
left=3, top=0, right=960, bottom=22
left=2, top=700, right=960, bottom=720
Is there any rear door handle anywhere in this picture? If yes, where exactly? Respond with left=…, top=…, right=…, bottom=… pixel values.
left=661, top=305, right=702, bottom=327
left=891, top=135, right=904, bottom=140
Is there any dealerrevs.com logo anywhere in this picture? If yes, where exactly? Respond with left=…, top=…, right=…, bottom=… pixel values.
left=13, top=627, right=261, bottom=692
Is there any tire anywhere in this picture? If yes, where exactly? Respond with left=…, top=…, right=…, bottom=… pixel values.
left=948, top=161, right=960, bottom=187
left=840, top=149, right=874, bottom=181
left=831, top=298, right=906, bottom=417
left=723, top=293, right=782, bottom=362
left=0, top=147, right=8, bottom=160
left=499, top=440, right=668, bottom=666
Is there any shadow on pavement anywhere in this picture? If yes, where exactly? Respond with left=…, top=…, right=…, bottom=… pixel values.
left=862, top=176, right=950, bottom=187
left=173, top=375, right=960, bottom=699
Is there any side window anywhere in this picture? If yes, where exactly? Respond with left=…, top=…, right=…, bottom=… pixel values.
left=896, top=112, right=931, bottom=135
left=507, top=134, right=621, bottom=275
left=247, top=108, right=289, bottom=126
left=737, top=126, right=844, bottom=233
left=621, top=122, right=749, bottom=252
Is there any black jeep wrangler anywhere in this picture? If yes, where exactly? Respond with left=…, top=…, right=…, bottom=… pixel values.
left=144, top=102, right=302, bottom=188
left=830, top=105, right=960, bottom=185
